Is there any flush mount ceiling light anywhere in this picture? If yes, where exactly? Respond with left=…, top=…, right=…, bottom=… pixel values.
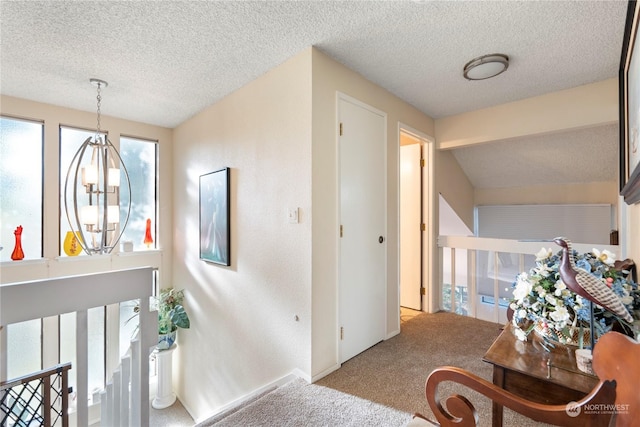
left=463, top=53, right=509, bottom=80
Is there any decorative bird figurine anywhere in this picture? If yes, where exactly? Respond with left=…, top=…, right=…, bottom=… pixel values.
left=553, top=237, right=633, bottom=323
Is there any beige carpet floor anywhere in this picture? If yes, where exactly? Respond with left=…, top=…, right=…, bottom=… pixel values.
left=160, top=309, right=552, bottom=426
left=197, top=378, right=411, bottom=426
left=150, top=398, right=194, bottom=427
left=316, top=308, right=549, bottom=427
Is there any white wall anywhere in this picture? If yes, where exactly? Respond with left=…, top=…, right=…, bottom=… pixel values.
left=172, top=50, right=313, bottom=421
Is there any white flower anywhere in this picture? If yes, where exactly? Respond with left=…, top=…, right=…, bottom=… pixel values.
left=592, top=248, right=616, bottom=266
left=513, top=274, right=532, bottom=303
left=537, top=264, right=552, bottom=277
left=550, top=306, right=570, bottom=322
left=514, top=327, right=528, bottom=342
left=545, top=294, right=558, bottom=306
left=518, top=309, right=527, bottom=319
left=534, top=286, right=546, bottom=297
left=535, top=247, right=552, bottom=261
left=554, top=281, right=567, bottom=296
left=622, top=295, right=634, bottom=305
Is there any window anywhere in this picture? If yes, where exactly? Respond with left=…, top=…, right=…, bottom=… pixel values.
left=0, top=116, right=43, bottom=261
left=7, top=319, right=41, bottom=379
left=59, top=126, right=107, bottom=256
left=60, top=307, right=105, bottom=396
left=119, top=136, right=158, bottom=250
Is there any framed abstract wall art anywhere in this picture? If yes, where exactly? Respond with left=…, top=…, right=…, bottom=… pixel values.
left=199, top=167, right=230, bottom=265
left=620, top=0, right=640, bottom=204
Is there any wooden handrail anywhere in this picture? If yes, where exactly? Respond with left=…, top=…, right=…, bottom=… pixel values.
left=0, top=363, right=71, bottom=390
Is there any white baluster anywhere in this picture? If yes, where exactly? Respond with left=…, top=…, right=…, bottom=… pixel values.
left=113, top=369, right=121, bottom=426
left=121, top=355, right=131, bottom=426
left=130, top=338, right=141, bottom=425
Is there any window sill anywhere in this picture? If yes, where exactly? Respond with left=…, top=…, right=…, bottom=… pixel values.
left=1, top=251, right=163, bottom=285
left=0, top=258, right=48, bottom=267
left=116, top=249, right=162, bottom=257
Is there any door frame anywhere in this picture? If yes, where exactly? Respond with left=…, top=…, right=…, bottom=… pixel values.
left=398, top=123, right=436, bottom=313
left=399, top=140, right=422, bottom=311
left=336, top=92, right=388, bottom=362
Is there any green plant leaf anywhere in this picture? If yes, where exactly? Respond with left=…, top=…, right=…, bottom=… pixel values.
left=170, top=305, right=190, bottom=329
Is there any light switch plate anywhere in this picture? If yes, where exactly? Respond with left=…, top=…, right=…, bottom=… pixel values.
left=287, top=208, right=299, bottom=224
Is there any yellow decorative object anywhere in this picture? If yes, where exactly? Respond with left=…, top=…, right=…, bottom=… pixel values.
left=63, top=231, right=82, bottom=256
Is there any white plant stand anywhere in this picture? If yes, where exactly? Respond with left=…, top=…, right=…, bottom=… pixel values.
left=152, top=344, right=177, bottom=409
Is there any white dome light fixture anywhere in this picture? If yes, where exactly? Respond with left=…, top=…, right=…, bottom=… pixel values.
left=463, top=53, right=509, bottom=80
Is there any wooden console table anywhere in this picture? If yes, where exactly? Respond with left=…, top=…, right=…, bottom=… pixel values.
left=483, top=324, right=603, bottom=427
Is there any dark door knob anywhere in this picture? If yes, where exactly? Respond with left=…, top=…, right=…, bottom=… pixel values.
left=379, top=236, right=384, bottom=243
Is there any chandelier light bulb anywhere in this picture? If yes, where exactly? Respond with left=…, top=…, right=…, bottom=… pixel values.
left=82, top=164, right=98, bottom=186
left=108, top=168, right=120, bottom=187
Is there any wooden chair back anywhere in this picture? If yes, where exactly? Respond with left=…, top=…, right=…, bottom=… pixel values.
left=418, top=331, right=639, bottom=426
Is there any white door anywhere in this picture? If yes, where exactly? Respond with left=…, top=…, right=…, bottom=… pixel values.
left=400, top=142, right=422, bottom=310
left=338, top=95, right=386, bottom=363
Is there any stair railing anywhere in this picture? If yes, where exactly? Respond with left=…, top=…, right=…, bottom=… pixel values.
left=0, top=362, right=72, bottom=427
left=0, top=267, right=157, bottom=427
left=438, top=236, right=620, bottom=323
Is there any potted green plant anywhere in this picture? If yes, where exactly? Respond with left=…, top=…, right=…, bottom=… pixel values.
left=155, top=288, right=190, bottom=350
left=126, top=287, right=191, bottom=350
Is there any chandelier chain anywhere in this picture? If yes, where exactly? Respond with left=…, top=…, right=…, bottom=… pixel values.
left=95, top=82, right=102, bottom=135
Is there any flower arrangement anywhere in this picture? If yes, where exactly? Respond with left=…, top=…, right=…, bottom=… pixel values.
left=510, top=247, right=639, bottom=346
left=156, top=287, right=190, bottom=335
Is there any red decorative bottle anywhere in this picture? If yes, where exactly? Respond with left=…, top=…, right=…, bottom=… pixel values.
left=11, top=225, right=24, bottom=261
left=144, top=218, right=154, bottom=248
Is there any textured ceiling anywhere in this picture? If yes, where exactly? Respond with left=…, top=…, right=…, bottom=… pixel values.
left=452, top=124, right=619, bottom=189
left=0, top=0, right=628, bottom=188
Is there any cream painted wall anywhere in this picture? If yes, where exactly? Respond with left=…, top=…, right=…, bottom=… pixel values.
left=436, top=78, right=618, bottom=149
left=172, top=51, right=312, bottom=421
left=475, top=182, right=619, bottom=206
left=433, top=150, right=475, bottom=231
left=310, top=48, right=436, bottom=378
left=0, top=95, right=173, bottom=284
left=629, top=205, right=640, bottom=260
left=434, top=79, right=620, bottom=229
